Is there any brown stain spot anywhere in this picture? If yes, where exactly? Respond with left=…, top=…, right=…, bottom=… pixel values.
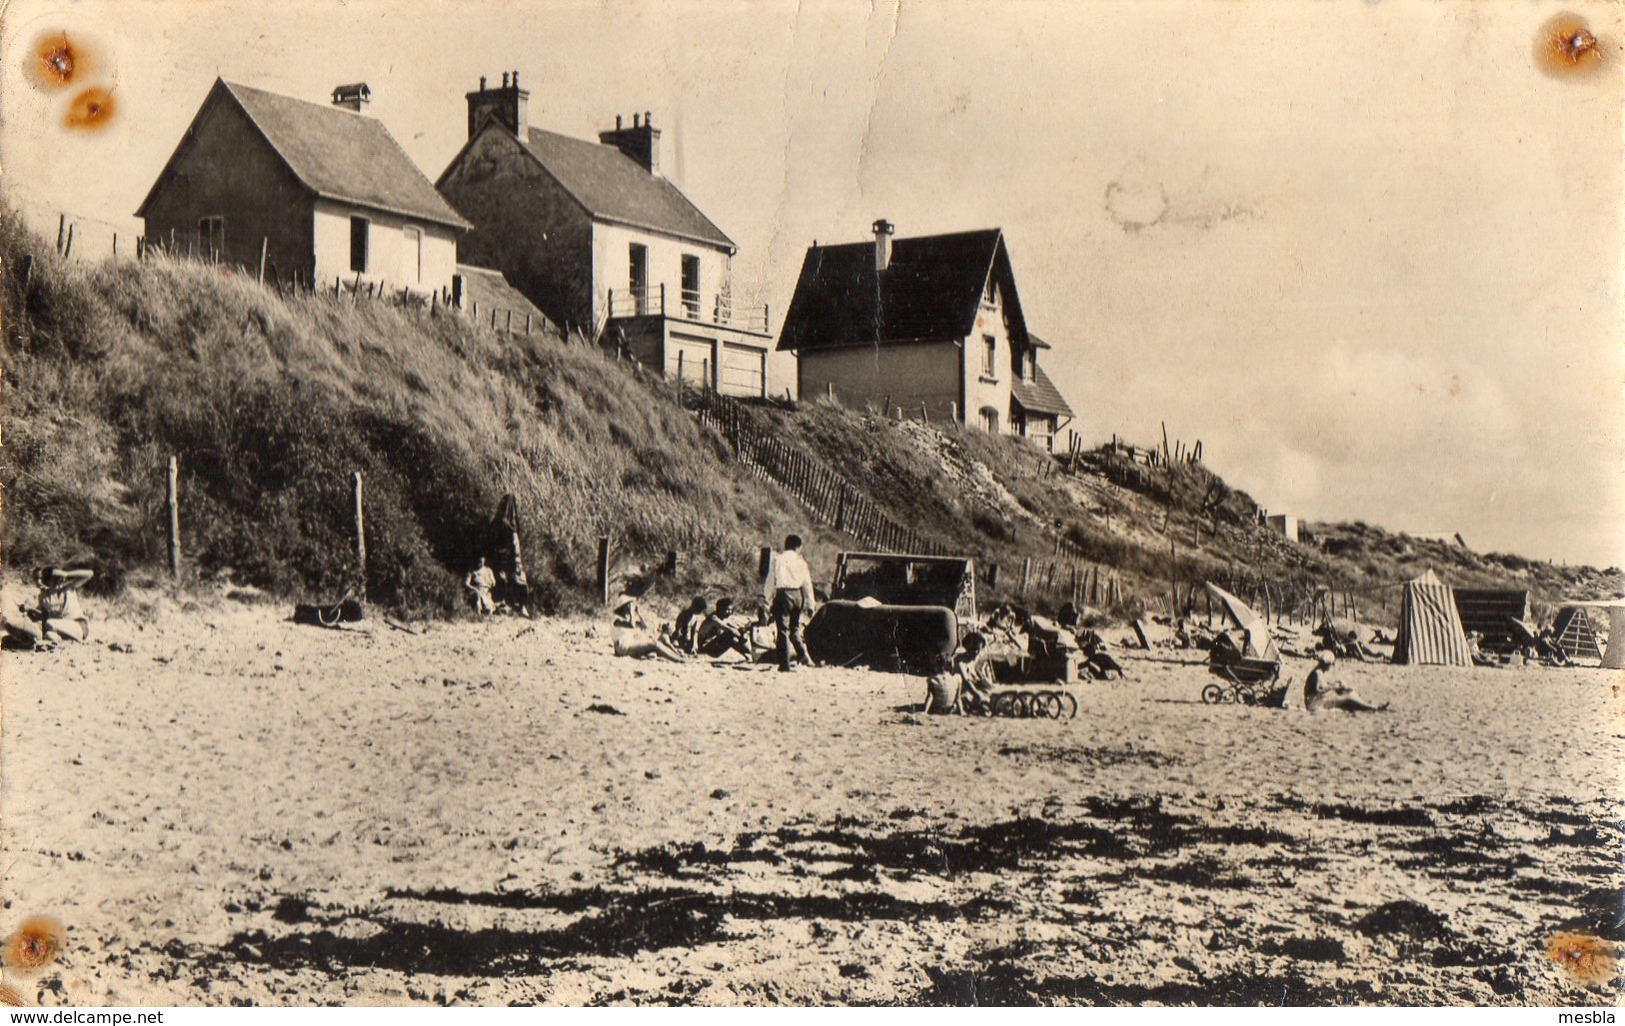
left=26, top=31, right=92, bottom=91
left=0, top=984, right=24, bottom=1007
left=2, top=915, right=64, bottom=973
left=64, top=87, right=116, bottom=132
left=1545, top=930, right=1617, bottom=988
left=1536, top=13, right=1606, bottom=78
left=1447, top=374, right=1461, bottom=398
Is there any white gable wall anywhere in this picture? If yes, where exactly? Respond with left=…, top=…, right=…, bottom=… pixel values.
left=313, top=199, right=458, bottom=296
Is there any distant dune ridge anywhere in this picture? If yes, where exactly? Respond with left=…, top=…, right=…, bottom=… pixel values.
left=2, top=208, right=1617, bottom=620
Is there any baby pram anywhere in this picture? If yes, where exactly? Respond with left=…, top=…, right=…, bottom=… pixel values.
left=1199, top=582, right=1283, bottom=705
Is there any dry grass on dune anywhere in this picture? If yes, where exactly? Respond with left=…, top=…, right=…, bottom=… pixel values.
left=1, top=213, right=805, bottom=613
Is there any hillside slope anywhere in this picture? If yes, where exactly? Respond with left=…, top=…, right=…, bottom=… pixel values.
left=4, top=210, right=1617, bottom=623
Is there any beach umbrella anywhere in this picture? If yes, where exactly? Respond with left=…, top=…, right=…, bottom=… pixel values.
left=1203, top=582, right=1279, bottom=661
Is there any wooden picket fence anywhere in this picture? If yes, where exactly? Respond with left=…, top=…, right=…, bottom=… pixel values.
left=686, top=387, right=1133, bottom=611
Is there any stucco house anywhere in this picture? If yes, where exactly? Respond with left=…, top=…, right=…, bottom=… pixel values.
left=137, top=79, right=468, bottom=296
left=777, top=222, right=1075, bottom=449
left=435, top=72, right=771, bottom=397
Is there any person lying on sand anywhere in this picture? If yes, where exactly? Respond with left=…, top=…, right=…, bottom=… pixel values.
left=1304, top=650, right=1388, bottom=713
left=4, top=567, right=94, bottom=649
left=610, top=596, right=686, bottom=662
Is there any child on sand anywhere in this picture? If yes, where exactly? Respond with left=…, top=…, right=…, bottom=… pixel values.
left=925, top=632, right=997, bottom=714
left=3, top=567, right=93, bottom=648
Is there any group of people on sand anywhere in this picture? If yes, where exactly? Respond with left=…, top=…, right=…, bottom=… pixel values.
left=609, top=534, right=819, bottom=673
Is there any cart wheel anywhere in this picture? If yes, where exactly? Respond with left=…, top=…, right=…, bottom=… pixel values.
left=1220, top=686, right=1239, bottom=704
left=1239, top=688, right=1258, bottom=706
left=1017, top=693, right=1035, bottom=718
left=1041, top=692, right=1063, bottom=719
left=1201, top=683, right=1224, bottom=705
left=992, top=693, right=1013, bottom=717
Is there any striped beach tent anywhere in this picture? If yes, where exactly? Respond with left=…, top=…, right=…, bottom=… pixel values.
left=1391, top=569, right=1472, bottom=667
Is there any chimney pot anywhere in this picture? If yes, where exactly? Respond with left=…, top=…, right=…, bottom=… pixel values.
left=512, top=70, right=519, bottom=87
left=873, top=219, right=895, bottom=272
left=502, top=72, right=509, bottom=87
left=616, top=114, right=623, bottom=129
left=644, top=110, right=652, bottom=126
left=479, top=75, right=487, bottom=90
left=633, top=113, right=641, bottom=128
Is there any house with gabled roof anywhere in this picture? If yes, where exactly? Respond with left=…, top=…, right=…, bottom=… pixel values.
left=435, top=72, right=771, bottom=397
left=777, top=221, right=1075, bottom=449
left=137, top=78, right=469, bottom=296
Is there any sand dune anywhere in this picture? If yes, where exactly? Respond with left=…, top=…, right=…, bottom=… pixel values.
left=2, top=590, right=1620, bottom=1005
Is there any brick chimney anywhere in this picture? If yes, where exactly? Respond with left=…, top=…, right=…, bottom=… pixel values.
left=331, top=82, right=371, bottom=112
left=599, top=111, right=661, bottom=176
left=872, top=219, right=895, bottom=272
left=465, top=70, right=528, bottom=139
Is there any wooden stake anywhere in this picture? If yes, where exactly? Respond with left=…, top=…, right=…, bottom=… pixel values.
left=166, top=456, right=181, bottom=578
left=597, top=536, right=613, bottom=607
left=353, top=472, right=367, bottom=595
left=56, top=214, right=65, bottom=254
left=257, top=238, right=268, bottom=284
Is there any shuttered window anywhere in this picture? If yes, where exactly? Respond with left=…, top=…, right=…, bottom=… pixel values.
left=350, top=216, right=369, bottom=273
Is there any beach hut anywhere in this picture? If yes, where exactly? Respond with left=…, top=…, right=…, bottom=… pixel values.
left=1604, top=607, right=1625, bottom=670
left=1391, top=570, right=1471, bottom=667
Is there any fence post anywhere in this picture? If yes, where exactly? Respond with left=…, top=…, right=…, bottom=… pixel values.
left=166, top=456, right=181, bottom=579
left=597, top=536, right=612, bottom=607
left=63, top=224, right=74, bottom=260
left=758, top=545, right=773, bottom=582
left=353, top=471, right=366, bottom=596
left=1020, top=557, right=1032, bottom=596
left=257, top=238, right=268, bottom=284
left=56, top=214, right=65, bottom=254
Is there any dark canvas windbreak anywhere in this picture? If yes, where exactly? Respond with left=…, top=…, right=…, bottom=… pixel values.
left=1392, top=570, right=1472, bottom=667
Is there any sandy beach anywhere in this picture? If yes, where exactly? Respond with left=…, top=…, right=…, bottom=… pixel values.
left=1, top=589, right=1620, bottom=1005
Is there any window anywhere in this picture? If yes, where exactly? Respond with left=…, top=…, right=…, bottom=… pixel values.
left=402, top=226, right=423, bottom=284
left=984, top=275, right=997, bottom=307
left=982, top=335, right=997, bottom=378
left=349, top=216, right=369, bottom=273
left=629, top=243, right=648, bottom=313
left=979, top=406, right=999, bottom=433
left=1026, top=351, right=1037, bottom=382
left=197, top=216, right=224, bottom=256
left=680, top=254, right=700, bottom=318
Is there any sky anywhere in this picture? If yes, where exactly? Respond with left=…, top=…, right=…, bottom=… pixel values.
left=2, top=0, right=1621, bottom=568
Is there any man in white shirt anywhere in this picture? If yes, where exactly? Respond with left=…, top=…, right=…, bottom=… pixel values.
left=762, top=534, right=816, bottom=671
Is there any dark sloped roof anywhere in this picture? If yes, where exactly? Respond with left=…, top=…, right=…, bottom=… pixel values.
left=456, top=264, right=551, bottom=332
left=140, top=79, right=468, bottom=230
left=519, top=128, right=733, bottom=250
left=776, top=229, right=1028, bottom=352
left=1011, top=365, right=1074, bottom=419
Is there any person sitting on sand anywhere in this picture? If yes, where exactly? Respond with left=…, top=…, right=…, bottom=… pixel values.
left=610, top=596, right=685, bottom=662
left=464, top=557, right=497, bottom=618
left=926, top=632, right=998, bottom=714
left=3, top=567, right=93, bottom=648
left=695, top=598, right=754, bottom=661
left=1304, top=650, right=1388, bottom=713
left=672, top=596, right=709, bottom=654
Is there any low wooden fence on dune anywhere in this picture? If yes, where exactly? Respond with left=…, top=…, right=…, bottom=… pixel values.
left=684, top=386, right=1133, bottom=612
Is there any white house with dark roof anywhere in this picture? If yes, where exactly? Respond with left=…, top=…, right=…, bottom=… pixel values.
left=777, top=221, right=1075, bottom=449
left=435, top=72, right=771, bottom=397
left=137, top=78, right=469, bottom=296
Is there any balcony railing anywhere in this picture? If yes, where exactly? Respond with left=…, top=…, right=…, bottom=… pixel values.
left=606, top=285, right=769, bottom=334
